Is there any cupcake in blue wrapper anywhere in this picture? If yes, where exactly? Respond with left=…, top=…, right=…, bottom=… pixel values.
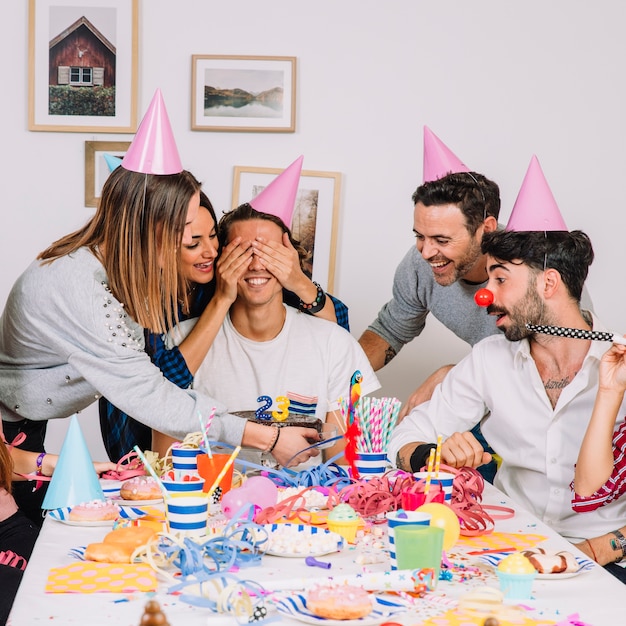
left=496, top=552, right=536, bottom=600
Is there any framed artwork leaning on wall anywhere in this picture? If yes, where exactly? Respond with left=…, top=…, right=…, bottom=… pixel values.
left=84, top=140, right=129, bottom=207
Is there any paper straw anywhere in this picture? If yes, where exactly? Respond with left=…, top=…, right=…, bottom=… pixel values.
left=132, top=445, right=169, bottom=499
left=198, top=411, right=212, bottom=458
left=424, top=447, right=435, bottom=494
left=206, top=445, right=241, bottom=498
left=434, top=434, right=442, bottom=477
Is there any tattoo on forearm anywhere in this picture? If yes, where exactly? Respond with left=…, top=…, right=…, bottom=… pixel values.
left=396, top=452, right=407, bottom=471
left=384, top=346, right=397, bottom=366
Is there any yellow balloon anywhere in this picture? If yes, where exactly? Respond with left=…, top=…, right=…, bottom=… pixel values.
left=416, top=502, right=460, bottom=551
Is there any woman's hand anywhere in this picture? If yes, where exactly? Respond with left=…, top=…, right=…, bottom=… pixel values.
left=93, top=460, right=118, bottom=475
left=214, top=236, right=254, bottom=304
left=271, top=426, right=321, bottom=468
left=598, top=343, right=626, bottom=394
left=251, top=233, right=310, bottom=295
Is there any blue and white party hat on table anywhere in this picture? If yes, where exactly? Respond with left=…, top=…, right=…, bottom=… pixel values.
left=42, top=415, right=104, bottom=510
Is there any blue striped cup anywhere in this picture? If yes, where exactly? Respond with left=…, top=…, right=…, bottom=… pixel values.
left=354, top=451, right=389, bottom=479
left=171, top=447, right=202, bottom=479
left=413, top=471, right=455, bottom=503
left=165, top=496, right=208, bottom=536
left=386, top=510, right=432, bottom=570
left=162, top=476, right=205, bottom=497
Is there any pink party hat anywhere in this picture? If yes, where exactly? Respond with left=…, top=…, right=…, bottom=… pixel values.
left=423, top=126, right=470, bottom=182
left=506, top=155, right=568, bottom=232
left=249, top=155, right=304, bottom=227
left=41, top=416, right=105, bottom=510
left=121, top=88, right=183, bottom=175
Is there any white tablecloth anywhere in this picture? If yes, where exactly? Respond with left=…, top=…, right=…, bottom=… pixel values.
left=8, top=482, right=625, bottom=625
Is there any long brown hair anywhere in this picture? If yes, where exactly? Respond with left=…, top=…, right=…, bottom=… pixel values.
left=38, top=167, right=202, bottom=333
left=0, top=441, right=13, bottom=492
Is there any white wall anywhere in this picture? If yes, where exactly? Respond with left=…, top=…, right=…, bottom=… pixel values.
left=2, top=1, right=625, bottom=458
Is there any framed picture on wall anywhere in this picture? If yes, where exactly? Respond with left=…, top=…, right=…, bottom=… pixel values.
left=84, top=140, right=130, bottom=207
left=191, top=55, right=296, bottom=132
left=232, top=166, right=341, bottom=291
left=28, top=0, right=138, bottom=132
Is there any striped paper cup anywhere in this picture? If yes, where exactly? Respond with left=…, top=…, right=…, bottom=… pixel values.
left=386, top=510, right=431, bottom=570
left=165, top=496, right=208, bottom=536
left=171, top=447, right=202, bottom=478
left=162, top=476, right=205, bottom=497
left=413, top=471, right=455, bottom=503
left=354, top=451, right=389, bottom=479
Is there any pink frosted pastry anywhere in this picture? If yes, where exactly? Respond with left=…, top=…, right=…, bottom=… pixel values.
left=120, top=476, right=162, bottom=500
left=307, top=584, right=372, bottom=620
left=69, top=499, right=120, bottom=522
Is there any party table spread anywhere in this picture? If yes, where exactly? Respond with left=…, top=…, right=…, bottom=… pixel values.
left=8, top=481, right=624, bottom=625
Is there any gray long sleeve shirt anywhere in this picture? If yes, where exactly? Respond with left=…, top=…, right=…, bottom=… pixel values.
left=0, top=248, right=245, bottom=445
left=368, top=245, right=594, bottom=354
left=368, top=246, right=497, bottom=352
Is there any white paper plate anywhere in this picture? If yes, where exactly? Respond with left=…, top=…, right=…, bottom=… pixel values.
left=477, top=552, right=594, bottom=578
left=47, top=505, right=148, bottom=524
left=274, top=593, right=406, bottom=625
left=535, top=567, right=590, bottom=580
left=262, top=524, right=343, bottom=557
left=50, top=517, right=115, bottom=527
left=110, top=497, right=163, bottom=506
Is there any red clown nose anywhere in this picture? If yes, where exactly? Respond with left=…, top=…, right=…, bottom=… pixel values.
left=474, top=288, right=494, bottom=307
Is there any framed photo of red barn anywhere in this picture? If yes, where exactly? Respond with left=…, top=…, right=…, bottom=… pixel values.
left=28, top=0, right=138, bottom=132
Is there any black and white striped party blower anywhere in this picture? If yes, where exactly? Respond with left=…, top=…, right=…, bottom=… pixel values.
left=526, top=323, right=626, bottom=346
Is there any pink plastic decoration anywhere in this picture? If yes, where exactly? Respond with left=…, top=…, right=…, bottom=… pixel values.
left=121, top=88, right=183, bottom=175
left=423, top=126, right=470, bottom=183
left=506, top=155, right=568, bottom=232
left=221, top=486, right=251, bottom=519
left=249, top=155, right=303, bottom=227
left=244, top=475, right=278, bottom=510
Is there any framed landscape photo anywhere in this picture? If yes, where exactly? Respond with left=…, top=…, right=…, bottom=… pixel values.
left=232, top=166, right=341, bottom=291
left=28, top=0, right=138, bottom=132
left=84, top=140, right=129, bottom=207
left=192, top=55, right=296, bottom=132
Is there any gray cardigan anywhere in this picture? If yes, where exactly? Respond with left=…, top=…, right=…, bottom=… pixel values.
left=0, top=248, right=245, bottom=445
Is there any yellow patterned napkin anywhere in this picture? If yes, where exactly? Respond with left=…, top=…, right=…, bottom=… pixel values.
left=46, top=562, right=157, bottom=593
left=421, top=608, right=555, bottom=625
left=457, top=532, right=548, bottom=552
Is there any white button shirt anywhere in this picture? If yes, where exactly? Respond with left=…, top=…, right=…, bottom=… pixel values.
left=389, top=314, right=626, bottom=542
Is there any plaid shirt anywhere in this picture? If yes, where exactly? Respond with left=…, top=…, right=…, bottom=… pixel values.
left=99, top=290, right=350, bottom=461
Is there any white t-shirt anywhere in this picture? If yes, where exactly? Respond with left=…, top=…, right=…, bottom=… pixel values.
left=168, top=306, right=380, bottom=468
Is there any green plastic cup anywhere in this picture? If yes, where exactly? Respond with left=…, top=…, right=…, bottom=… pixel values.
left=393, top=525, right=444, bottom=586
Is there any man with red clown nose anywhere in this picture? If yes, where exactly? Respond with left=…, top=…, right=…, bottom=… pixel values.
left=390, top=156, right=626, bottom=584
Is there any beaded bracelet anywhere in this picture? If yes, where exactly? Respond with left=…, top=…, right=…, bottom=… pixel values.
left=298, top=282, right=327, bottom=314
left=34, top=452, right=46, bottom=491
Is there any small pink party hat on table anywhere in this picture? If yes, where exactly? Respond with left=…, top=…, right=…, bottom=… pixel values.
left=423, top=126, right=470, bottom=182
left=506, top=155, right=568, bottom=232
left=249, top=155, right=303, bottom=228
left=121, top=88, right=183, bottom=175
left=41, top=416, right=104, bottom=510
